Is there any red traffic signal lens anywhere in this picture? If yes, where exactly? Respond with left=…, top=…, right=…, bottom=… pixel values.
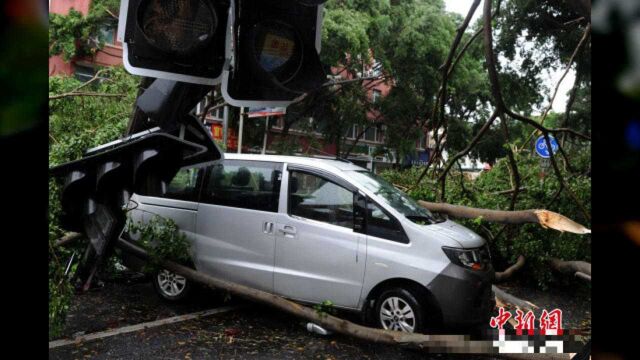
left=137, top=0, right=218, bottom=56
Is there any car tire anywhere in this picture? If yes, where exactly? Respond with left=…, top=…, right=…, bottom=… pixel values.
left=374, top=287, right=426, bottom=334
left=152, top=269, right=192, bottom=302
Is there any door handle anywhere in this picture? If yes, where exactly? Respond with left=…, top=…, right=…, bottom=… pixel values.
left=277, top=224, right=297, bottom=236
left=263, top=221, right=274, bottom=234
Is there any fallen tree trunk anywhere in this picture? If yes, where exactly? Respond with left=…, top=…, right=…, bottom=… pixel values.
left=492, top=286, right=538, bottom=314
left=549, top=258, right=591, bottom=282
left=116, top=238, right=503, bottom=352
left=418, top=201, right=591, bottom=234
left=494, top=255, right=526, bottom=282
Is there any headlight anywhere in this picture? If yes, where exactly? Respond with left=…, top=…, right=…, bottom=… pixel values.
left=442, top=246, right=490, bottom=271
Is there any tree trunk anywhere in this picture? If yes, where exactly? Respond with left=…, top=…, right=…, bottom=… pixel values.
left=54, top=232, right=83, bottom=247
left=492, top=286, right=538, bottom=314
left=495, top=255, right=526, bottom=282
left=549, top=258, right=591, bottom=281
left=418, top=201, right=591, bottom=235
left=116, top=238, right=507, bottom=352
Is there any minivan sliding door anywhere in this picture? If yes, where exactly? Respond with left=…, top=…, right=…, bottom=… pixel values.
left=195, top=160, right=283, bottom=293
left=129, top=166, right=204, bottom=245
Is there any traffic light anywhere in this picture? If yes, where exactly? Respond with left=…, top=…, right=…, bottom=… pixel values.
left=221, top=0, right=327, bottom=107
left=119, top=0, right=231, bottom=85
left=119, top=0, right=327, bottom=104
left=50, top=78, right=221, bottom=289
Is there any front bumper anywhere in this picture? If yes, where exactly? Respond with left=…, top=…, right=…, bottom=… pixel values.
left=426, top=263, right=495, bottom=328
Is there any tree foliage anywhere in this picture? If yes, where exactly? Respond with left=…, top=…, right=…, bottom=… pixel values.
left=381, top=150, right=591, bottom=289
left=48, top=0, right=119, bottom=61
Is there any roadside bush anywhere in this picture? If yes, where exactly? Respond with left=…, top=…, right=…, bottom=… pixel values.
left=380, top=152, right=591, bottom=289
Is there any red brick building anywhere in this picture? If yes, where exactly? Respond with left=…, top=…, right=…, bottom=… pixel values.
left=49, top=0, right=123, bottom=79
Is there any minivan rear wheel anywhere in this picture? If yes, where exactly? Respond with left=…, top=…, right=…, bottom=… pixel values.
left=153, top=269, right=191, bottom=302
left=374, top=288, right=425, bottom=333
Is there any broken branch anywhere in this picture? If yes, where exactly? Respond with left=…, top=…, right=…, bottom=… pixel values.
left=54, top=232, right=84, bottom=247
left=49, top=92, right=127, bottom=100
left=494, top=255, right=526, bottom=282
left=418, top=201, right=591, bottom=234
left=115, top=238, right=497, bottom=352
left=549, top=258, right=591, bottom=277
left=492, top=285, right=538, bottom=314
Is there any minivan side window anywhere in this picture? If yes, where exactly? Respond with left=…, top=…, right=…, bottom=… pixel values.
left=366, top=199, right=408, bottom=243
left=201, top=161, right=282, bottom=212
left=162, top=167, right=202, bottom=201
left=289, top=171, right=353, bottom=229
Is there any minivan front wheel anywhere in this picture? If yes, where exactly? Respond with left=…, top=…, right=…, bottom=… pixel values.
left=153, top=269, right=191, bottom=302
left=375, top=288, right=425, bottom=333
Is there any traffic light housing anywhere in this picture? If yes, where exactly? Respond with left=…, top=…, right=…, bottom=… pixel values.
left=221, top=0, right=327, bottom=107
left=119, top=0, right=231, bottom=85
left=119, top=0, right=327, bottom=105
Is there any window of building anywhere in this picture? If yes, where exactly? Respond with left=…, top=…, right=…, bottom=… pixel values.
left=364, top=126, right=376, bottom=142
left=376, top=125, right=386, bottom=143
left=73, top=64, right=96, bottom=83
left=162, top=167, right=203, bottom=201
left=289, top=171, right=354, bottom=229
left=345, top=124, right=356, bottom=139
left=372, top=89, right=382, bottom=103
left=202, top=161, right=282, bottom=212
left=99, top=21, right=117, bottom=45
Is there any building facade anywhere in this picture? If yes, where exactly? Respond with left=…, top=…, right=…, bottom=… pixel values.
left=49, top=0, right=123, bottom=79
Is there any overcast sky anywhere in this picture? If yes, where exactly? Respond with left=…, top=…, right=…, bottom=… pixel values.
left=444, top=0, right=575, bottom=113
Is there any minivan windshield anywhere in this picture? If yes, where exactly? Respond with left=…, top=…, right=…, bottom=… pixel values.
left=347, top=170, right=442, bottom=224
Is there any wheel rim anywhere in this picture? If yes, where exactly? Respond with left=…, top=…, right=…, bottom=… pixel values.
left=379, top=296, right=416, bottom=333
left=157, top=270, right=187, bottom=297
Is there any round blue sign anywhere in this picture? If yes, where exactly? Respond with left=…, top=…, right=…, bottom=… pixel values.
left=535, top=135, right=559, bottom=158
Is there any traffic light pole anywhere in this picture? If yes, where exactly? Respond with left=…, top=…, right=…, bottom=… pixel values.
left=223, top=105, right=229, bottom=151
left=262, top=116, right=270, bottom=155
left=237, top=107, right=244, bottom=153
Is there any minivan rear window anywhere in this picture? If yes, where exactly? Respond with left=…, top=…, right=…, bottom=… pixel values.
left=201, top=161, right=282, bottom=212
left=161, top=167, right=202, bottom=201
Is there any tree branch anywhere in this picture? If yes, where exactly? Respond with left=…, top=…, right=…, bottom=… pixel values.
left=517, top=23, right=591, bottom=150
left=494, top=255, right=526, bottom=282
left=481, top=0, right=591, bottom=222
left=49, top=92, right=126, bottom=100
left=418, top=200, right=591, bottom=234
left=54, top=232, right=84, bottom=247
left=436, top=110, right=498, bottom=185
left=116, top=238, right=499, bottom=352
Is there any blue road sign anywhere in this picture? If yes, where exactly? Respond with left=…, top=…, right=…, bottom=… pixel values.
left=535, top=135, right=559, bottom=158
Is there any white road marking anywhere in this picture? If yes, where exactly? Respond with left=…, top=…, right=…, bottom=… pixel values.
left=49, top=305, right=241, bottom=349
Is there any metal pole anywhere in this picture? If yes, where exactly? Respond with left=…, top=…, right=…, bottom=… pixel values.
left=261, top=116, right=269, bottom=155
left=222, top=105, right=229, bottom=152
left=237, top=107, right=244, bottom=154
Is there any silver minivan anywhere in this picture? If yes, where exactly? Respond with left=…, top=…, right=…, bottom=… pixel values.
left=123, top=154, right=495, bottom=333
